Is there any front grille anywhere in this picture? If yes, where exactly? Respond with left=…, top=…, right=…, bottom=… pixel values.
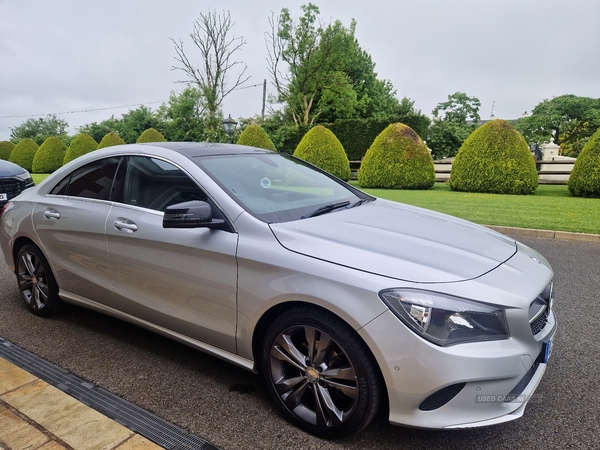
left=529, top=281, right=553, bottom=335
left=419, top=383, right=466, bottom=411
left=0, top=178, right=24, bottom=200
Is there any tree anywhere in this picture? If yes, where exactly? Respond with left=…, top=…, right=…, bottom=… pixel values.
left=236, top=124, right=276, bottom=150
left=293, top=125, right=351, bottom=180
left=358, top=123, right=434, bottom=190
left=97, top=132, right=125, bottom=149
left=9, top=139, right=39, bottom=171
left=77, top=117, right=121, bottom=143
left=157, top=86, right=215, bottom=142
left=32, top=136, right=67, bottom=173
left=64, top=133, right=98, bottom=165
left=10, top=114, right=69, bottom=145
left=172, top=10, right=249, bottom=133
left=0, top=141, right=15, bottom=160
left=449, top=119, right=537, bottom=195
left=428, top=92, right=481, bottom=160
left=267, top=4, right=406, bottom=126
left=517, top=94, right=600, bottom=157
left=267, top=4, right=352, bottom=125
left=568, top=127, right=600, bottom=197
left=137, top=128, right=167, bottom=143
left=116, top=106, right=163, bottom=144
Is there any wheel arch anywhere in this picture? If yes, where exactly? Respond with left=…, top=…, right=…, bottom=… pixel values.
left=11, top=236, right=40, bottom=269
left=251, top=301, right=387, bottom=394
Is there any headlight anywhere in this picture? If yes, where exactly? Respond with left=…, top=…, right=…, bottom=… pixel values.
left=15, top=170, right=34, bottom=187
left=379, top=289, right=509, bottom=346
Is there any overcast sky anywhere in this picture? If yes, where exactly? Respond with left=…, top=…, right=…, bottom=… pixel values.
left=1, top=0, right=599, bottom=141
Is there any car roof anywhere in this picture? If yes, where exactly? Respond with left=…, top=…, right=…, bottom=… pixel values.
left=137, top=142, right=273, bottom=158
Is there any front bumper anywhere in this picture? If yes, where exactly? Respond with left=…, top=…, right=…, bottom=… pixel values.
left=359, top=307, right=556, bottom=429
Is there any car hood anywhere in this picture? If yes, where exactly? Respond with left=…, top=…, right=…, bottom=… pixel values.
left=269, top=199, right=517, bottom=283
left=0, top=159, right=27, bottom=177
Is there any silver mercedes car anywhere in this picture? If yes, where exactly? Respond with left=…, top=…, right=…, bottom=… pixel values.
left=0, top=142, right=556, bottom=438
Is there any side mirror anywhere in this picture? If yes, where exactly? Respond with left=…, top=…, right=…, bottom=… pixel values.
left=163, top=200, right=225, bottom=229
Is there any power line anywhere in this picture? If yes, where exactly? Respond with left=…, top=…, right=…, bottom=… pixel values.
left=0, top=101, right=165, bottom=119
left=1, top=83, right=265, bottom=120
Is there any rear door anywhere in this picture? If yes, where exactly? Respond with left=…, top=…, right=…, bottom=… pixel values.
left=32, top=157, right=122, bottom=303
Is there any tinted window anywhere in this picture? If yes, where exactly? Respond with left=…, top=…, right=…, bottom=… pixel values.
left=50, top=157, right=122, bottom=200
left=123, top=156, right=207, bottom=212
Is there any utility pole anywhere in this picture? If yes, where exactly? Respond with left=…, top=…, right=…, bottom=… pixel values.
left=261, top=79, right=267, bottom=120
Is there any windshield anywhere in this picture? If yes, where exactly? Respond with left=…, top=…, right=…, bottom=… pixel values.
left=196, top=153, right=370, bottom=223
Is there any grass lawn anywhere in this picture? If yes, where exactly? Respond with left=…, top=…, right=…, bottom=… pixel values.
left=31, top=173, right=599, bottom=234
left=353, top=182, right=600, bottom=235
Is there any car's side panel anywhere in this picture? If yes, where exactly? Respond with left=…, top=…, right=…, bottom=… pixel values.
left=105, top=204, right=239, bottom=353
left=31, top=197, right=113, bottom=304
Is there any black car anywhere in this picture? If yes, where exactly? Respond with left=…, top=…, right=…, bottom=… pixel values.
left=0, top=160, right=34, bottom=207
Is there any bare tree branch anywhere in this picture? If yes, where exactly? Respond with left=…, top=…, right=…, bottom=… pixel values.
left=172, top=10, right=249, bottom=126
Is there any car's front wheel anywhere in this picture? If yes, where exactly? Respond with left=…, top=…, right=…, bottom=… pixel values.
left=16, top=244, right=62, bottom=316
left=261, top=306, right=382, bottom=438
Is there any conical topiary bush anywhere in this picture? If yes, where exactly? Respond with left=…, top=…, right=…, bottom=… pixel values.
left=0, top=141, right=15, bottom=161
left=9, top=139, right=39, bottom=171
left=568, top=127, right=600, bottom=197
left=358, top=123, right=435, bottom=189
left=0, top=141, right=15, bottom=160
left=64, top=133, right=98, bottom=165
left=97, top=132, right=125, bottom=149
left=449, top=119, right=538, bottom=194
left=32, top=136, right=67, bottom=173
left=293, top=125, right=351, bottom=181
left=137, top=128, right=167, bottom=143
left=236, top=124, right=276, bottom=151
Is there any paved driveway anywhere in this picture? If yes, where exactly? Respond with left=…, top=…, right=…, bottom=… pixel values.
left=0, top=235, right=598, bottom=450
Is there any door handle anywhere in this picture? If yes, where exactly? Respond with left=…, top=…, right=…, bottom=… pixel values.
left=44, top=209, right=60, bottom=220
left=114, top=220, right=138, bottom=233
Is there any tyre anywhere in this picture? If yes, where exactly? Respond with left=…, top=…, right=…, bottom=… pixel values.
left=15, top=244, right=63, bottom=317
left=261, top=306, right=381, bottom=438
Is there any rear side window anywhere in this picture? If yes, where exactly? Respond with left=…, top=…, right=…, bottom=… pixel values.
left=50, top=157, right=122, bottom=200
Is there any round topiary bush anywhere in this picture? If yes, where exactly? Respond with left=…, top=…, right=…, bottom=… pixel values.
left=293, top=125, right=351, bottom=181
left=568, top=127, right=600, bottom=197
left=0, top=141, right=15, bottom=160
left=137, top=128, right=167, bottom=143
left=9, top=139, right=39, bottom=171
left=63, top=133, right=98, bottom=165
left=97, top=132, right=125, bottom=149
left=358, top=123, right=435, bottom=189
left=236, top=124, right=276, bottom=151
left=449, top=119, right=538, bottom=195
left=32, top=137, right=67, bottom=173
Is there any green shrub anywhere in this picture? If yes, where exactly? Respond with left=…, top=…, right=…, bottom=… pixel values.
left=32, top=137, right=67, bottom=173
left=236, top=124, right=276, bottom=150
left=449, top=119, right=538, bottom=195
left=63, top=133, right=98, bottom=165
left=568, top=127, right=600, bottom=197
left=0, top=141, right=15, bottom=160
left=9, top=139, right=39, bottom=171
left=293, top=125, right=351, bottom=181
left=97, top=132, right=125, bottom=149
left=137, top=128, right=167, bottom=143
left=358, top=123, right=435, bottom=189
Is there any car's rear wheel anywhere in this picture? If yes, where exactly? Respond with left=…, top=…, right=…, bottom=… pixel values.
left=261, top=306, right=381, bottom=438
left=16, top=244, right=62, bottom=316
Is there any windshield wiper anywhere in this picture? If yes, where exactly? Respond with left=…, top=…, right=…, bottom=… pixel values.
left=302, top=201, right=351, bottom=219
left=351, top=198, right=370, bottom=208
